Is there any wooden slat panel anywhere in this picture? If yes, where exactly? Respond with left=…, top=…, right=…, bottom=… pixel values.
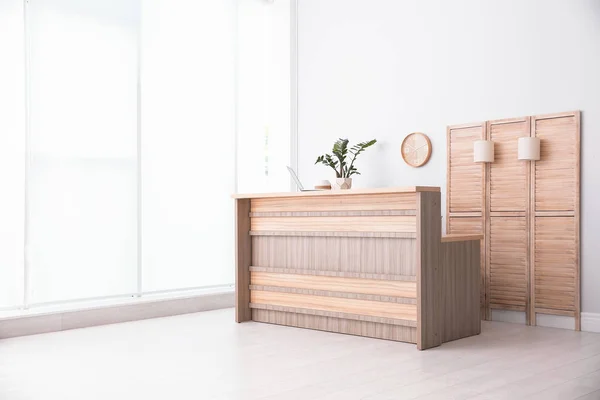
left=250, top=210, right=416, bottom=217
left=448, top=216, right=483, bottom=234
left=251, top=193, right=416, bottom=213
left=442, top=240, right=481, bottom=343
left=448, top=212, right=481, bottom=218
left=446, top=122, right=485, bottom=315
left=249, top=266, right=416, bottom=281
left=489, top=119, right=529, bottom=212
left=489, top=217, right=527, bottom=310
left=250, top=303, right=416, bottom=327
left=441, top=234, right=483, bottom=243
left=250, top=286, right=417, bottom=304
left=250, top=290, right=417, bottom=322
left=448, top=216, right=484, bottom=313
left=534, top=217, right=576, bottom=311
left=251, top=215, right=416, bottom=233
left=249, top=231, right=416, bottom=238
left=250, top=271, right=416, bottom=298
left=533, top=114, right=577, bottom=211
left=448, top=124, right=484, bottom=212
left=534, top=308, right=576, bottom=318
left=535, top=211, right=574, bottom=217
left=252, top=236, right=417, bottom=276
left=490, top=211, right=526, bottom=217
left=252, top=309, right=418, bottom=343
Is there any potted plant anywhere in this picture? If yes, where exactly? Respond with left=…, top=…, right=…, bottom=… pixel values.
left=315, top=138, right=377, bottom=190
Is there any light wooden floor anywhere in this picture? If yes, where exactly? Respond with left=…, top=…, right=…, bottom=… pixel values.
left=0, top=308, right=599, bottom=400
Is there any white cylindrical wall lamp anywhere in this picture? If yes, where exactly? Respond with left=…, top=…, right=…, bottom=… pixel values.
left=473, top=140, right=494, bottom=163
left=517, top=137, right=541, bottom=161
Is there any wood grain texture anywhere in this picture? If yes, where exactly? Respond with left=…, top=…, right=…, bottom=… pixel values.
left=249, top=231, right=417, bottom=238
left=252, top=308, right=418, bottom=343
left=446, top=111, right=581, bottom=329
left=249, top=303, right=416, bottom=327
left=250, top=271, right=416, bottom=298
left=250, top=290, right=417, bottom=322
left=252, top=236, right=417, bottom=276
left=447, top=216, right=485, bottom=315
left=240, top=189, right=486, bottom=346
left=235, top=199, right=252, bottom=322
left=416, top=191, right=442, bottom=350
left=533, top=113, right=578, bottom=212
left=534, top=308, right=576, bottom=318
left=249, top=285, right=417, bottom=305
left=250, top=215, right=416, bottom=233
left=441, top=239, right=481, bottom=343
left=489, top=217, right=528, bottom=311
left=531, top=111, right=580, bottom=328
left=249, top=266, right=416, bottom=281
left=441, top=234, right=483, bottom=243
left=526, top=132, right=532, bottom=324
left=447, top=123, right=485, bottom=212
left=534, top=217, right=577, bottom=312
left=447, top=122, right=486, bottom=319
left=250, top=210, right=416, bottom=218
left=529, top=147, right=536, bottom=326
left=490, top=211, right=526, bottom=217
left=448, top=217, right=483, bottom=234
left=534, top=211, right=575, bottom=217
left=488, top=118, right=529, bottom=212
left=233, top=186, right=439, bottom=199
left=251, top=193, right=417, bottom=213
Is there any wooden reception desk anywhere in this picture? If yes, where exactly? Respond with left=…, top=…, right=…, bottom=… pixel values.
left=232, top=187, right=482, bottom=350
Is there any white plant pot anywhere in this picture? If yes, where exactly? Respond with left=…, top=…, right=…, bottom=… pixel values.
left=332, top=178, right=352, bottom=190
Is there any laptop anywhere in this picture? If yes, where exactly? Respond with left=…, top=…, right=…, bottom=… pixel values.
left=287, top=166, right=321, bottom=192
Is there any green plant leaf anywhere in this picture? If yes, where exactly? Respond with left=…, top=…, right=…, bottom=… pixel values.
left=316, top=138, right=375, bottom=178
left=345, top=138, right=377, bottom=177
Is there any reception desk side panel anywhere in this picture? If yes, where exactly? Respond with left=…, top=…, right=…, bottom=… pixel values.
left=235, top=199, right=252, bottom=322
left=441, top=239, right=481, bottom=342
left=416, top=191, right=443, bottom=350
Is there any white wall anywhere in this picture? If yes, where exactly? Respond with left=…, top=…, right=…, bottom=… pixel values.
left=296, top=0, right=600, bottom=315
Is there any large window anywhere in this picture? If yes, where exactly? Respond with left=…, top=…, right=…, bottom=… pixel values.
left=0, top=0, right=291, bottom=311
left=140, top=0, right=236, bottom=292
left=237, top=0, right=292, bottom=193
left=28, top=0, right=139, bottom=303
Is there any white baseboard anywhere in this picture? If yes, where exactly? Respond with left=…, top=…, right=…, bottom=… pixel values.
left=0, top=290, right=234, bottom=340
left=582, top=312, right=600, bottom=333
left=491, top=310, right=527, bottom=324
left=536, top=313, right=575, bottom=330
left=490, top=310, right=582, bottom=331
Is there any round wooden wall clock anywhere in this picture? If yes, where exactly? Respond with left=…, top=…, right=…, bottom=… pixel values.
left=401, top=132, right=432, bottom=167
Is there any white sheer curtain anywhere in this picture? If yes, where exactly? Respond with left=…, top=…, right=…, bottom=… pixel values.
left=140, top=0, right=236, bottom=292
left=27, top=0, right=139, bottom=303
left=0, top=0, right=278, bottom=309
left=237, top=0, right=291, bottom=193
left=0, top=0, right=25, bottom=308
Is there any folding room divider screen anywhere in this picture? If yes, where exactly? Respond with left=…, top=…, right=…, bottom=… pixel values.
left=446, top=111, right=580, bottom=329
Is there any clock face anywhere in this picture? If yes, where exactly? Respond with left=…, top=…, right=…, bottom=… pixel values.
left=401, top=132, right=432, bottom=167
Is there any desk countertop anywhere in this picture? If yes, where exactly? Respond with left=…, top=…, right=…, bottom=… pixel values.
left=441, top=234, right=484, bottom=243
left=232, top=186, right=440, bottom=200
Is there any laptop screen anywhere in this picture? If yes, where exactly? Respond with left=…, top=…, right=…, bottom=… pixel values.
left=286, top=166, right=304, bottom=191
